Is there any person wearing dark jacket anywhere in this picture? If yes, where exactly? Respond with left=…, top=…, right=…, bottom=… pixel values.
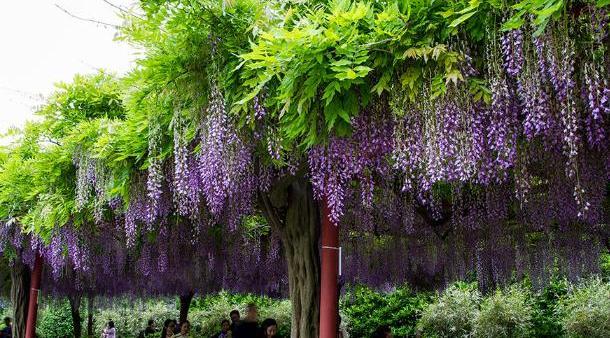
left=233, top=304, right=258, bottom=338
left=139, top=319, right=156, bottom=338
left=259, top=318, right=279, bottom=338
left=229, top=310, right=240, bottom=331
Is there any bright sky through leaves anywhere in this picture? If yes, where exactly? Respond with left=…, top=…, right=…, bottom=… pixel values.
left=0, top=0, right=136, bottom=135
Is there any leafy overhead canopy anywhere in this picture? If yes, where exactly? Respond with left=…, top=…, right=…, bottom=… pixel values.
left=1, top=0, right=609, bottom=297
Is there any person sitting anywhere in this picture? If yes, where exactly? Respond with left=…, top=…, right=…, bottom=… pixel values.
left=372, top=325, right=392, bottom=338
left=161, top=319, right=177, bottom=338
left=259, top=318, right=279, bottom=338
left=139, top=319, right=156, bottom=338
left=0, top=317, right=12, bottom=338
left=102, top=321, right=116, bottom=338
left=214, top=319, right=232, bottom=338
left=233, top=303, right=259, bottom=338
left=171, top=320, right=190, bottom=338
left=229, top=310, right=240, bottom=331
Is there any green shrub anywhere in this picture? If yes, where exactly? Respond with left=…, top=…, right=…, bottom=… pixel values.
left=341, top=284, right=431, bottom=337
left=37, top=299, right=75, bottom=338
left=558, top=278, right=610, bottom=338
left=416, top=282, right=480, bottom=338
left=531, top=277, right=568, bottom=337
left=473, top=285, right=534, bottom=338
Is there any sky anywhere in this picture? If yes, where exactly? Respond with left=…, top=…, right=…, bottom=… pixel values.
left=0, top=0, right=137, bottom=135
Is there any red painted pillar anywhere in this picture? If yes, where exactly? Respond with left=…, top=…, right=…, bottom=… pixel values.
left=25, top=253, right=43, bottom=338
left=319, top=199, right=339, bottom=338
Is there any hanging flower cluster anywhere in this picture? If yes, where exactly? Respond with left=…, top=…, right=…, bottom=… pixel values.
left=198, top=80, right=255, bottom=228
left=309, top=102, right=394, bottom=224
left=389, top=19, right=610, bottom=219
left=146, top=118, right=164, bottom=225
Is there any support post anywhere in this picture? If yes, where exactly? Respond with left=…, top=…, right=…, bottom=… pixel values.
left=25, top=253, right=43, bottom=338
left=319, top=199, right=339, bottom=338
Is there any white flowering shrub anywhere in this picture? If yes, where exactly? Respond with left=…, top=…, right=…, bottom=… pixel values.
left=417, top=282, right=481, bottom=337
left=473, top=285, right=534, bottom=338
left=558, top=278, right=610, bottom=338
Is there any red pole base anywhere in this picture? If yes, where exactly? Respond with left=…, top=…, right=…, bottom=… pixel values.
left=319, top=199, right=339, bottom=338
left=25, top=253, right=43, bottom=338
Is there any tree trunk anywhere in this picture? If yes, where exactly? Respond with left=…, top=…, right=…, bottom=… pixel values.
left=68, top=294, right=82, bottom=338
left=87, top=295, right=94, bottom=337
left=260, top=175, right=320, bottom=338
left=10, top=257, right=30, bottom=338
left=178, top=291, right=194, bottom=324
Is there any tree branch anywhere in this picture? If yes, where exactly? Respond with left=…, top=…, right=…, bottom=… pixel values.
left=55, top=4, right=120, bottom=29
left=45, top=137, right=62, bottom=147
left=258, top=191, right=284, bottom=231
left=102, top=0, right=140, bottom=18
left=414, top=199, right=453, bottom=240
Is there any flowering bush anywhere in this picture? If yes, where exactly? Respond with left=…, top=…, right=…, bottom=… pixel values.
left=558, top=278, right=610, bottom=338
left=473, top=285, right=534, bottom=338
left=416, top=282, right=481, bottom=337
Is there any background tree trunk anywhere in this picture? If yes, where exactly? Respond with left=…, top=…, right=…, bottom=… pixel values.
left=178, top=291, right=194, bottom=325
left=87, top=295, right=94, bottom=337
left=261, top=175, right=321, bottom=338
left=10, top=256, right=30, bottom=338
left=68, top=294, right=82, bottom=338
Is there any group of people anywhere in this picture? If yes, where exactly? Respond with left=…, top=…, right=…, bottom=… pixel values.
left=213, top=304, right=279, bottom=338
left=102, top=303, right=279, bottom=338
left=158, top=303, right=279, bottom=338
left=101, top=318, right=191, bottom=338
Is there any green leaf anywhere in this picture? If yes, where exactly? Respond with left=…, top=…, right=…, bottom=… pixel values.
left=449, top=11, right=477, bottom=28
left=322, top=81, right=341, bottom=106
left=371, top=73, right=391, bottom=96
left=400, top=67, right=421, bottom=90
left=502, top=14, right=526, bottom=31
left=454, top=0, right=480, bottom=15
left=534, top=0, right=564, bottom=21
left=337, top=108, right=351, bottom=124
left=445, top=69, right=464, bottom=85
left=597, top=0, right=610, bottom=7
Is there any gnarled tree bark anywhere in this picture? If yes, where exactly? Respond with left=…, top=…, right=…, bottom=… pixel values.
left=179, top=291, right=194, bottom=325
left=260, top=175, right=320, bottom=338
left=87, top=294, right=94, bottom=337
left=10, top=255, right=30, bottom=338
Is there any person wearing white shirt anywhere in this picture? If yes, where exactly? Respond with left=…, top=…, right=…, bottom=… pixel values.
left=102, top=321, right=116, bottom=338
